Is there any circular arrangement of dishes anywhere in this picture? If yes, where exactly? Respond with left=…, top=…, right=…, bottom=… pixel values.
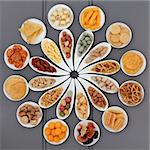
left=3, top=3, right=147, bottom=146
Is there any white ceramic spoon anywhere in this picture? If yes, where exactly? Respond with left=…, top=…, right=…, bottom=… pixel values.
left=78, top=77, right=109, bottom=111
left=29, top=75, right=70, bottom=92
left=74, top=31, right=94, bottom=70
left=77, top=42, right=111, bottom=72
left=59, top=29, right=74, bottom=71
left=74, top=79, right=90, bottom=121
left=56, top=79, right=75, bottom=120
left=38, top=78, right=71, bottom=109
left=79, top=59, right=120, bottom=75
left=79, top=74, right=119, bottom=94
left=29, top=56, right=69, bottom=76
left=41, top=38, right=71, bottom=72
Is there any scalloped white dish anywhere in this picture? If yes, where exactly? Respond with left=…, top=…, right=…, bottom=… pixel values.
left=43, top=119, right=69, bottom=145
left=78, top=78, right=109, bottom=111
left=106, top=22, right=132, bottom=48
left=3, top=75, right=29, bottom=101
left=4, top=44, right=30, bottom=70
left=19, top=18, right=47, bottom=45
left=74, top=120, right=101, bottom=146
left=41, top=38, right=70, bottom=72
left=120, top=50, right=146, bottom=76
left=38, top=78, right=71, bottom=109
left=75, top=79, right=90, bottom=121
left=48, top=4, right=74, bottom=30
left=79, top=5, right=105, bottom=32
left=78, top=42, right=111, bottom=72
left=79, top=74, right=119, bottom=94
left=59, top=29, right=74, bottom=70
left=74, top=30, right=94, bottom=70
left=16, top=101, right=43, bottom=128
left=79, top=59, right=120, bottom=75
left=29, top=56, right=69, bottom=76
left=102, top=106, right=128, bottom=133
left=29, top=75, right=69, bottom=91
left=118, top=80, right=144, bottom=107
left=56, top=79, right=75, bottom=120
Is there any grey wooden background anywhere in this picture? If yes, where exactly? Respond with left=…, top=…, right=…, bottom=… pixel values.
left=0, top=0, right=149, bottom=150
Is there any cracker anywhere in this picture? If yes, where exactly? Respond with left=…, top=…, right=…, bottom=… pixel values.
left=120, top=32, right=130, bottom=44
left=110, top=24, right=121, bottom=35
left=110, top=34, right=120, bottom=43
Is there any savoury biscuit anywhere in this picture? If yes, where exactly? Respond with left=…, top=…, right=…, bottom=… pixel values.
left=120, top=33, right=130, bottom=44
left=110, top=24, right=121, bottom=35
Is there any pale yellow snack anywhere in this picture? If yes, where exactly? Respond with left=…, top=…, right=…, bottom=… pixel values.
left=110, top=34, right=120, bottom=43
left=110, top=24, right=121, bottom=34
left=120, top=26, right=130, bottom=34
left=120, top=32, right=130, bottom=44
left=5, top=77, right=26, bottom=100
left=112, top=42, right=122, bottom=47
left=19, top=21, right=43, bottom=43
left=42, top=39, right=62, bottom=64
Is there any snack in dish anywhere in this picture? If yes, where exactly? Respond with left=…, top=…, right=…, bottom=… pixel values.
left=4, top=44, right=29, bottom=70
left=76, top=92, right=89, bottom=120
left=48, top=4, right=74, bottom=30
left=19, top=18, right=46, bottom=44
left=102, top=106, right=128, bottom=132
left=91, top=60, right=120, bottom=75
left=58, top=90, right=73, bottom=118
left=39, top=87, right=63, bottom=108
left=43, top=119, right=69, bottom=145
left=74, top=120, right=100, bottom=146
left=3, top=75, right=28, bottom=101
left=80, top=6, right=105, bottom=31
left=85, top=45, right=109, bottom=64
left=29, top=77, right=56, bottom=90
left=31, top=57, right=57, bottom=73
left=120, top=50, right=146, bottom=76
left=88, top=86, right=107, bottom=110
left=60, top=31, right=72, bottom=59
left=17, top=102, right=42, bottom=128
left=106, top=22, right=132, bottom=48
left=77, top=32, right=93, bottom=56
left=41, top=38, right=62, bottom=64
left=91, top=76, right=119, bottom=93
left=118, top=80, right=144, bottom=106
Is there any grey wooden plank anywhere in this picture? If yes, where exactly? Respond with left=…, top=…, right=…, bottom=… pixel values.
left=92, top=1, right=149, bottom=150
left=0, top=1, right=44, bottom=150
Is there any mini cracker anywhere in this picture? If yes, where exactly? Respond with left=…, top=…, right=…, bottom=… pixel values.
left=110, top=34, right=120, bottom=43
left=120, top=33, right=130, bottom=44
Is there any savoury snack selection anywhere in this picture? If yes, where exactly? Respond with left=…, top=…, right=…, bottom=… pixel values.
left=60, top=31, right=72, bottom=59
left=119, top=81, right=144, bottom=106
left=18, top=103, right=42, bottom=126
left=58, top=91, right=73, bottom=118
left=76, top=92, right=89, bottom=120
left=6, top=44, right=28, bottom=69
left=41, top=39, right=62, bottom=64
left=103, top=108, right=126, bottom=132
left=44, top=120, right=68, bottom=144
left=80, top=6, right=101, bottom=31
left=76, top=121, right=99, bottom=145
left=30, top=77, right=56, bottom=89
left=31, top=57, right=56, bottom=73
left=91, top=76, right=118, bottom=93
left=4, top=76, right=27, bottom=101
left=121, top=51, right=144, bottom=75
left=19, top=20, right=44, bottom=44
left=85, top=46, right=109, bottom=64
left=91, top=60, right=120, bottom=74
left=40, top=87, right=63, bottom=108
left=88, top=86, right=106, bottom=109
left=107, top=23, right=131, bottom=48
left=77, top=32, right=93, bottom=56
left=48, top=5, right=73, bottom=29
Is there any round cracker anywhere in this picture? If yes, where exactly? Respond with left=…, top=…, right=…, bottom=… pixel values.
left=120, top=33, right=130, bottom=44
left=110, top=34, right=120, bottom=43
left=110, top=24, right=121, bottom=35
left=112, top=42, right=122, bottom=47
left=120, top=26, right=130, bottom=34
